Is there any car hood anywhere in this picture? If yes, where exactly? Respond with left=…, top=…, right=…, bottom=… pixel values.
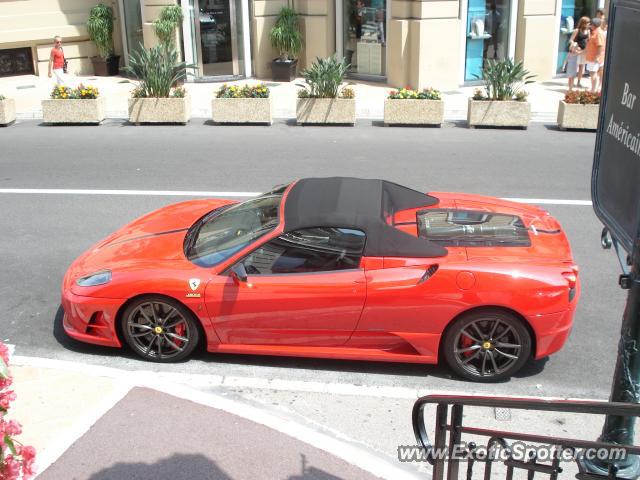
left=65, top=199, right=236, bottom=290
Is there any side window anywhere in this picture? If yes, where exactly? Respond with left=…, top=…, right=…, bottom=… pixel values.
left=241, top=227, right=366, bottom=274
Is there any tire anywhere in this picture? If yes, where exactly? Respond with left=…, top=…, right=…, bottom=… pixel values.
left=121, top=296, right=200, bottom=363
left=442, top=310, right=532, bottom=382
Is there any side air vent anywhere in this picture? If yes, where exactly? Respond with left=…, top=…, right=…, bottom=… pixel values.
left=418, top=265, right=439, bottom=284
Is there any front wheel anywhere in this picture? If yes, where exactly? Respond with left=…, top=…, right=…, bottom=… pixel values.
left=121, top=296, right=200, bottom=362
left=442, top=310, right=532, bottom=382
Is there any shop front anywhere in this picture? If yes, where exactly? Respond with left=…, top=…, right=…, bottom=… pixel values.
left=462, top=0, right=517, bottom=82
left=182, top=0, right=251, bottom=79
left=555, top=0, right=598, bottom=74
left=337, top=0, right=388, bottom=80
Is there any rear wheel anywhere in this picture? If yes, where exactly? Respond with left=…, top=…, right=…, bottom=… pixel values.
left=442, top=310, right=532, bottom=382
left=121, top=296, right=200, bottom=362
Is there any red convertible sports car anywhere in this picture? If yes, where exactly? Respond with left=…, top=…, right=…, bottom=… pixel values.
left=62, top=177, right=579, bottom=381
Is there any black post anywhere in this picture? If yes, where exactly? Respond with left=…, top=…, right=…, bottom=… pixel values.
left=582, top=230, right=640, bottom=478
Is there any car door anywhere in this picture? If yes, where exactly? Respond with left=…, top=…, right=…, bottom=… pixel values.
left=204, top=227, right=367, bottom=346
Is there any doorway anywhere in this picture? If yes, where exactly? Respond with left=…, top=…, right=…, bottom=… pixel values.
left=191, top=0, right=245, bottom=78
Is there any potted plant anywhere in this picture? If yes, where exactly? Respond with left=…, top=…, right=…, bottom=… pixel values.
left=42, top=84, right=105, bottom=124
left=467, top=59, right=535, bottom=129
left=212, top=84, right=272, bottom=125
left=296, top=55, right=355, bottom=125
left=86, top=3, right=120, bottom=76
left=0, top=94, right=16, bottom=126
left=153, top=5, right=184, bottom=48
left=384, top=87, right=444, bottom=126
left=270, top=7, right=303, bottom=82
left=557, top=90, right=600, bottom=130
left=124, top=45, right=196, bottom=125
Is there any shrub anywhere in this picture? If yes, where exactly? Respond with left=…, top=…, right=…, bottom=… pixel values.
left=0, top=342, right=36, bottom=479
left=474, top=58, right=535, bottom=101
left=0, top=95, right=5, bottom=101
left=270, top=7, right=303, bottom=62
left=216, top=84, right=270, bottom=98
left=388, top=87, right=441, bottom=100
left=123, top=45, right=196, bottom=98
left=50, top=84, right=100, bottom=99
left=564, top=90, right=601, bottom=104
left=87, top=3, right=115, bottom=59
left=298, top=55, right=351, bottom=99
left=153, top=5, right=184, bottom=48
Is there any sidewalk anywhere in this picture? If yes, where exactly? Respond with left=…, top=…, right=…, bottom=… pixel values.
left=9, top=357, right=423, bottom=480
left=0, top=74, right=571, bottom=123
left=8, top=354, right=610, bottom=480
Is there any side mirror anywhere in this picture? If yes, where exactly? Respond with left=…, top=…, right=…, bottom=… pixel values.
left=230, top=263, right=248, bottom=284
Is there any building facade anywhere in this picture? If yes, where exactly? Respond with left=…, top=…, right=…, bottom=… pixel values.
left=0, top=0, right=605, bottom=88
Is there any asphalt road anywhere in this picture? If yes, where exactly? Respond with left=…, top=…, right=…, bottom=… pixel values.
left=0, top=120, right=620, bottom=400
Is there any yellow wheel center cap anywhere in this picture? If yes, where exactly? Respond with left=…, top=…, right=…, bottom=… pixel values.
left=482, top=341, right=492, bottom=350
left=154, top=326, right=163, bottom=334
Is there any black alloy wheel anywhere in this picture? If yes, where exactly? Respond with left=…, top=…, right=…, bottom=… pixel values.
left=121, top=297, right=200, bottom=362
left=442, top=310, right=532, bottom=382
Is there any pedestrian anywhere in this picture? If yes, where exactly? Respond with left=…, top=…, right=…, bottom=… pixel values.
left=596, top=9, right=607, bottom=36
left=573, top=16, right=590, bottom=88
left=584, top=18, right=605, bottom=92
left=48, top=36, right=66, bottom=86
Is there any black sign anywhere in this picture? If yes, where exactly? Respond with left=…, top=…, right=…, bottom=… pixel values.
left=592, top=0, right=640, bottom=253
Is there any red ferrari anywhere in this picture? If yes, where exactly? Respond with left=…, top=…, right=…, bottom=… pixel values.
left=62, top=177, right=579, bottom=382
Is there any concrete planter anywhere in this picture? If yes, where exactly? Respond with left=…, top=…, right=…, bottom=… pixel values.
left=42, top=97, right=106, bottom=125
left=296, top=98, right=356, bottom=125
left=0, top=98, right=16, bottom=126
left=384, top=99, right=444, bottom=126
left=557, top=101, right=600, bottom=130
left=467, top=99, right=531, bottom=129
left=212, top=97, right=272, bottom=125
left=128, top=97, right=191, bottom=125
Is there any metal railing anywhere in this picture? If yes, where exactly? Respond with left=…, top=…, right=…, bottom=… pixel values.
left=412, top=395, right=640, bottom=479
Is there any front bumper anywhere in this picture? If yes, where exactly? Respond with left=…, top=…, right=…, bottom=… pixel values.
left=61, top=288, right=124, bottom=348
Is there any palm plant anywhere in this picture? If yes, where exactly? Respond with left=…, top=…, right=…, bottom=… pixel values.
left=123, top=45, right=196, bottom=98
left=476, top=59, right=535, bottom=101
left=270, top=7, right=303, bottom=61
left=86, top=3, right=115, bottom=59
left=153, top=5, right=184, bottom=48
left=298, top=55, right=350, bottom=98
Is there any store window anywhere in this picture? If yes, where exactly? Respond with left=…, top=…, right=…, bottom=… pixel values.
left=342, top=0, right=386, bottom=77
left=464, top=0, right=511, bottom=81
left=121, top=0, right=144, bottom=59
left=556, top=0, right=596, bottom=73
left=190, top=0, right=245, bottom=77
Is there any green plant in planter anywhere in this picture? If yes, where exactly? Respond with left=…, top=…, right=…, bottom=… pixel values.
left=153, top=5, right=184, bottom=48
left=270, top=7, right=303, bottom=61
left=298, top=55, right=352, bottom=98
left=123, top=45, right=196, bottom=98
left=86, top=3, right=115, bottom=59
left=474, top=58, right=535, bottom=101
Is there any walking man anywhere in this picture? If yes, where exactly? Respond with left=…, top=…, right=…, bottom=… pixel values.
left=584, top=18, right=605, bottom=92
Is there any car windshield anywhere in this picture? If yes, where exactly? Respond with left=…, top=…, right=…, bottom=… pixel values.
left=186, top=191, right=284, bottom=267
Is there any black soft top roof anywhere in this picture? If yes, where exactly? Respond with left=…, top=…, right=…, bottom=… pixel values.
left=283, top=177, right=448, bottom=258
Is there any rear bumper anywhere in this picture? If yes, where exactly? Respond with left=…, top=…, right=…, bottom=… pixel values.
left=61, top=289, right=123, bottom=348
left=529, top=306, right=576, bottom=359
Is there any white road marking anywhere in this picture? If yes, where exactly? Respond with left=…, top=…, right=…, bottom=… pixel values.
left=0, top=188, right=593, bottom=205
left=504, top=198, right=593, bottom=206
left=12, top=355, right=422, bottom=480
left=0, top=188, right=260, bottom=197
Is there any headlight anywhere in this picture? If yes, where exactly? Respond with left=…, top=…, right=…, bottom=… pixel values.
left=76, top=271, right=112, bottom=287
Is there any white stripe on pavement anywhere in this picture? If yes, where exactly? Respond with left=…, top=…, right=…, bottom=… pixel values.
left=504, top=198, right=592, bottom=206
left=0, top=188, right=593, bottom=205
left=0, top=188, right=260, bottom=197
